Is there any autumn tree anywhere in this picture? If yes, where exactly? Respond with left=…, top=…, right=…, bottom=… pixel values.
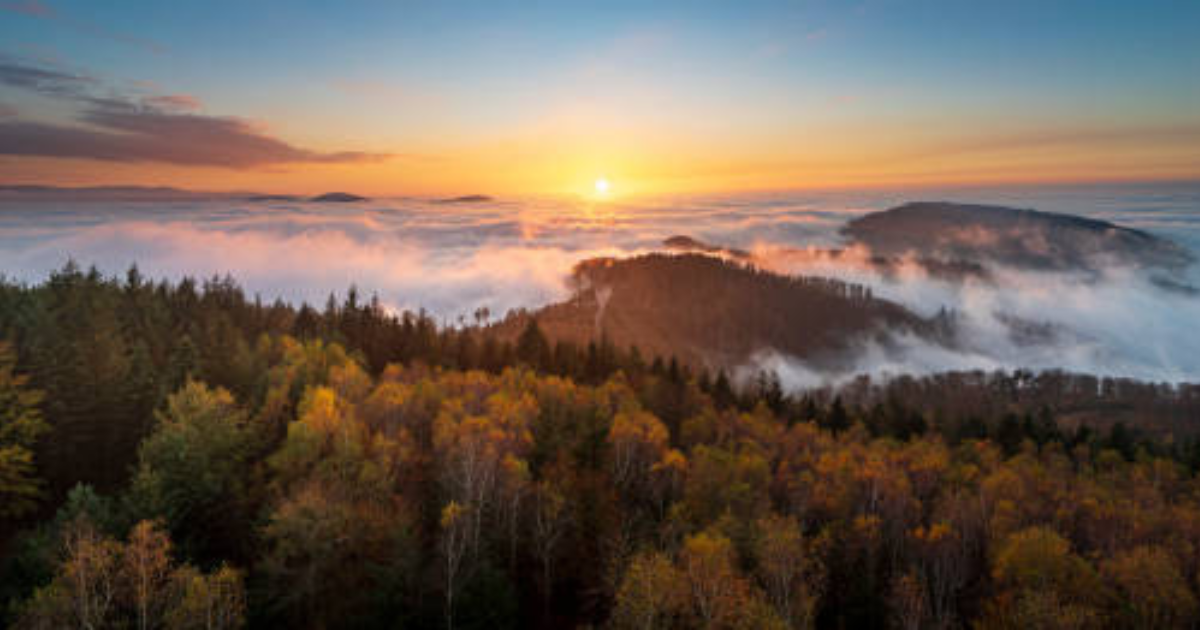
left=122, top=520, right=174, bottom=630
left=980, top=526, right=1105, bottom=629
left=164, top=564, right=246, bottom=630
left=1100, top=545, right=1197, bottom=629
left=683, top=445, right=771, bottom=528
left=15, top=518, right=246, bottom=630
left=611, top=550, right=683, bottom=630
left=441, top=501, right=470, bottom=630
left=753, top=514, right=824, bottom=629
left=608, top=408, right=684, bottom=529
left=16, top=516, right=122, bottom=629
left=680, top=531, right=749, bottom=628
left=260, top=384, right=413, bottom=627
left=432, top=386, right=535, bottom=559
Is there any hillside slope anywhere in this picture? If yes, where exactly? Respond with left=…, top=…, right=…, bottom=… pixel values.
left=844, top=201, right=1194, bottom=272
left=493, top=253, right=946, bottom=370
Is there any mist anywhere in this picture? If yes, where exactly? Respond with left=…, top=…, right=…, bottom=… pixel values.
left=747, top=249, right=1200, bottom=387
left=1, top=182, right=1198, bottom=384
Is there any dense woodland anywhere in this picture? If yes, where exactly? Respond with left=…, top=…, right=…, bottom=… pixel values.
left=815, top=371, right=1200, bottom=440
left=1, top=263, right=1200, bottom=628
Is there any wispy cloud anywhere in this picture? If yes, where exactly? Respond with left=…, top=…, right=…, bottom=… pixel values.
left=0, top=59, right=95, bottom=97
left=0, top=58, right=391, bottom=168
left=2, top=0, right=167, bottom=55
left=0, top=118, right=389, bottom=167
left=140, top=94, right=202, bottom=112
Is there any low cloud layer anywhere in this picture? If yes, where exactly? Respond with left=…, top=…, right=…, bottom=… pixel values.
left=1, top=183, right=1198, bottom=384
left=0, top=58, right=389, bottom=167
left=748, top=247, right=1200, bottom=386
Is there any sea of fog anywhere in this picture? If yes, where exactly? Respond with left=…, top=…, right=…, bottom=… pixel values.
left=2, top=181, right=1199, bottom=384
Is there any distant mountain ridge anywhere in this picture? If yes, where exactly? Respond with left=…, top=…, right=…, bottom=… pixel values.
left=844, top=201, right=1194, bottom=273
left=0, top=184, right=258, bottom=201
left=436, top=194, right=494, bottom=204
left=0, top=184, right=372, bottom=203
left=666, top=201, right=1194, bottom=285
left=310, top=192, right=368, bottom=202
left=662, top=235, right=750, bottom=259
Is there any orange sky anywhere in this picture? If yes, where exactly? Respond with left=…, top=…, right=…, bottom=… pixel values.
left=2, top=2, right=1198, bottom=197
left=4, top=123, right=1197, bottom=198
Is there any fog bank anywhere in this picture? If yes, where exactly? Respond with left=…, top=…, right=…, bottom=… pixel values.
left=1, top=182, right=1198, bottom=382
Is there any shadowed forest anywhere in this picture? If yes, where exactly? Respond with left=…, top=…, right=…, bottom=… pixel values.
left=493, top=254, right=935, bottom=371
left=2, top=263, right=1200, bottom=628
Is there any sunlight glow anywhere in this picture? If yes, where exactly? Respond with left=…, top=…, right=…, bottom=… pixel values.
left=594, top=178, right=610, bottom=196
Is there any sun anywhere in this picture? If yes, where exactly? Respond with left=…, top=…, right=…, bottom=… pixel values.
left=593, top=178, right=611, bottom=196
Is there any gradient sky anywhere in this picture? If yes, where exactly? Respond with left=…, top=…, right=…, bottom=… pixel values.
left=1, top=0, right=1198, bottom=196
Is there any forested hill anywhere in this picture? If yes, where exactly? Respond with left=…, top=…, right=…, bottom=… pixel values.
left=491, top=253, right=949, bottom=370
left=2, top=263, right=1200, bottom=628
left=844, top=201, right=1195, bottom=273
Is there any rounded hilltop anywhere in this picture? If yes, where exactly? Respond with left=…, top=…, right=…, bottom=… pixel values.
left=310, top=192, right=368, bottom=202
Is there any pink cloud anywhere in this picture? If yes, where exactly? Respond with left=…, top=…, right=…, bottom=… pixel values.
left=0, top=59, right=391, bottom=167
left=140, top=93, right=203, bottom=112
left=1, top=0, right=52, bottom=17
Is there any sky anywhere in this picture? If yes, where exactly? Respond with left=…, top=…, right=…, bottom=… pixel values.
left=1, top=0, right=1198, bottom=196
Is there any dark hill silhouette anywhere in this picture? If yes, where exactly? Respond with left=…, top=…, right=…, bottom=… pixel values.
left=310, top=191, right=367, bottom=202
left=493, top=253, right=949, bottom=370
left=436, top=194, right=494, bottom=203
left=844, top=201, right=1193, bottom=272
left=0, top=184, right=258, bottom=201
left=662, top=235, right=750, bottom=259
left=666, top=203, right=1194, bottom=285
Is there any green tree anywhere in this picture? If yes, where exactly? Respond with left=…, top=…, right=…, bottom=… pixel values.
left=823, top=397, right=850, bottom=434
left=516, top=319, right=552, bottom=371
left=0, top=341, right=48, bottom=519
left=128, top=381, right=254, bottom=560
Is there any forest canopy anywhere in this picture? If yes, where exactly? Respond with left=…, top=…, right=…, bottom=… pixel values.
left=1, top=263, right=1199, bottom=629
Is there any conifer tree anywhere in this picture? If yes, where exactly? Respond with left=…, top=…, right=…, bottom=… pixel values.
left=0, top=342, right=48, bottom=519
